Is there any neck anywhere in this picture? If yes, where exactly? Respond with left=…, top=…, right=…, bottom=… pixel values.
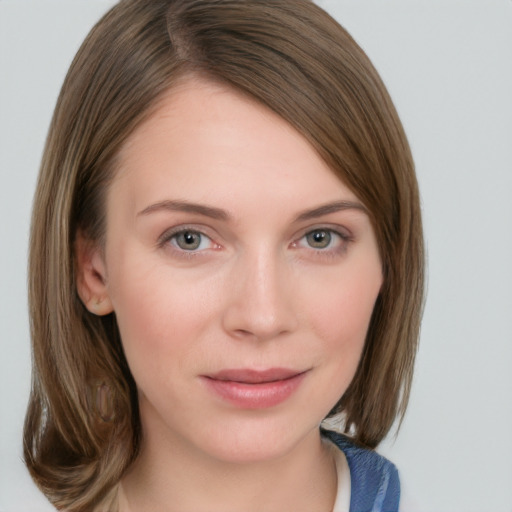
left=118, top=427, right=337, bottom=512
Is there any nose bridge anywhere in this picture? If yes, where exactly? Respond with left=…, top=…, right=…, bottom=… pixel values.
left=222, top=243, right=297, bottom=340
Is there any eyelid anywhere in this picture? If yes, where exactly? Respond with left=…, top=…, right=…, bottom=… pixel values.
left=291, top=225, right=354, bottom=255
left=294, top=224, right=353, bottom=242
left=157, top=225, right=219, bottom=251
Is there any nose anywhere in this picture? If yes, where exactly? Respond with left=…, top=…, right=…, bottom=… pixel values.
left=221, top=247, right=299, bottom=342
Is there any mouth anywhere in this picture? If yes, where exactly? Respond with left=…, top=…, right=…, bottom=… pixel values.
left=201, top=368, right=308, bottom=409
left=206, top=368, right=306, bottom=384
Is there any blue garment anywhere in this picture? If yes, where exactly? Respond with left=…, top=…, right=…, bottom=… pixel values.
left=321, top=429, right=400, bottom=512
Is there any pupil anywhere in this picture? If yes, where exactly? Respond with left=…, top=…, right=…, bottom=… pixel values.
left=178, top=231, right=200, bottom=250
left=307, top=230, right=331, bottom=248
left=184, top=233, right=196, bottom=244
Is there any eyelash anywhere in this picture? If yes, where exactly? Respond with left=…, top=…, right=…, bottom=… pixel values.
left=292, top=228, right=353, bottom=258
left=157, top=226, right=353, bottom=259
left=157, top=226, right=218, bottom=257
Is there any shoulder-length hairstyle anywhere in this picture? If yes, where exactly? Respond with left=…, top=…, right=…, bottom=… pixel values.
left=24, top=0, right=424, bottom=509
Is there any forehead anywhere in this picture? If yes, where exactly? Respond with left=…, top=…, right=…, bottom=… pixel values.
left=110, top=78, right=362, bottom=219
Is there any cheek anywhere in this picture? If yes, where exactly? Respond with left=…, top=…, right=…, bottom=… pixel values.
left=302, top=264, right=381, bottom=388
left=106, top=255, right=220, bottom=378
left=306, top=265, right=380, bottom=345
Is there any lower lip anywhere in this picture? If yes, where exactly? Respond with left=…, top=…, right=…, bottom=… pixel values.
left=202, top=372, right=307, bottom=409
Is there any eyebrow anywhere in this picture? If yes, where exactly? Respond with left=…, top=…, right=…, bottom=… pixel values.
left=137, top=199, right=366, bottom=222
left=294, top=200, right=367, bottom=221
left=137, top=200, right=230, bottom=221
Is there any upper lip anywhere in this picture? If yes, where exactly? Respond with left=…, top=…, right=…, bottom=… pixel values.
left=206, top=368, right=306, bottom=384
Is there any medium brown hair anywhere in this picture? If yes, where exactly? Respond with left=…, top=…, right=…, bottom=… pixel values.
left=24, top=0, right=424, bottom=509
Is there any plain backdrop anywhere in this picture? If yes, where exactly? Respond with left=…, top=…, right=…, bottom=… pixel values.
left=1, top=1, right=511, bottom=511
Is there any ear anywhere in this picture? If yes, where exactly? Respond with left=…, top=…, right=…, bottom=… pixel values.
left=75, top=232, right=114, bottom=316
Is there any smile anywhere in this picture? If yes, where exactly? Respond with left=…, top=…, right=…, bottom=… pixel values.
left=202, top=368, right=308, bottom=409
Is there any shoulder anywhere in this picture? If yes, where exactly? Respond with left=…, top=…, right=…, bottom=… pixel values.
left=321, top=428, right=401, bottom=512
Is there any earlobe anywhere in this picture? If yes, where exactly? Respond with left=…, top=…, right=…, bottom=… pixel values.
left=75, top=232, right=114, bottom=316
left=86, top=294, right=114, bottom=316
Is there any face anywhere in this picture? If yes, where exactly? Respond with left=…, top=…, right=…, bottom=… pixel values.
left=86, top=79, right=382, bottom=464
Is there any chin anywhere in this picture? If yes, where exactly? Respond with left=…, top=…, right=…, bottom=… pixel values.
left=192, top=415, right=321, bottom=466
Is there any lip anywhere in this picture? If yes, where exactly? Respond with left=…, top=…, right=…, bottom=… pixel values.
left=201, top=368, right=308, bottom=409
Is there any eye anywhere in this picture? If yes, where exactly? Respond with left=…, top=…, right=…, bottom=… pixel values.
left=301, top=228, right=346, bottom=250
left=305, top=229, right=334, bottom=249
left=168, top=230, right=214, bottom=252
left=290, top=227, right=352, bottom=258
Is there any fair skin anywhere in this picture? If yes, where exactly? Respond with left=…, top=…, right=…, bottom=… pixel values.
left=77, top=78, right=383, bottom=512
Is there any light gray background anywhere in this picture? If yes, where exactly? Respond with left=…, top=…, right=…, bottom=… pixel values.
left=1, top=1, right=511, bottom=510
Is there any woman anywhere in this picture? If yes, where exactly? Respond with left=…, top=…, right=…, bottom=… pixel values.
left=24, top=0, right=424, bottom=510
